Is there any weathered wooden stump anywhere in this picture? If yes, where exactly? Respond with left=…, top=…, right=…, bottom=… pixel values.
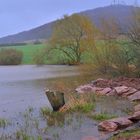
left=45, top=89, right=65, bottom=111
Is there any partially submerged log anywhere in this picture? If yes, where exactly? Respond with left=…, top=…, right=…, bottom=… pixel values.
left=45, top=89, right=65, bottom=111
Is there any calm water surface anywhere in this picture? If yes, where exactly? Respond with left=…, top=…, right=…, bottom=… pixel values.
left=0, top=65, right=78, bottom=118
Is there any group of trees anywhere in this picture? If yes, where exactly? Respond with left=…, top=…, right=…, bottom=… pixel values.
left=35, top=8, right=140, bottom=77
left=0, top=7, right=139, bottom=76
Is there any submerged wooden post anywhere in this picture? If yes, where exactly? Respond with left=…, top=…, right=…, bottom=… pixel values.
left=45, top=89, right=65, bottom=111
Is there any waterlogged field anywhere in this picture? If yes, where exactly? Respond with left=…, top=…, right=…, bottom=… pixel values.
left=0, top=92, right=134, bottom=140
left=0, top=65, right=135, bottom=140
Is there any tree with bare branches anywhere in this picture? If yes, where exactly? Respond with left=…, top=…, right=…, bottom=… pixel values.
left=49, top=14, right=96, bottom=65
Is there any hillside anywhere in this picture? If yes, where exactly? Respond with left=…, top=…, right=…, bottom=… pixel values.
left=0, top=5, right=136, bottom=44
left=80, top=4, right=134, bottom=31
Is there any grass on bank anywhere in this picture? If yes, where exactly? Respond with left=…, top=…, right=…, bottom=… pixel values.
left=40, top=102, right=94, bottom=117
left=70, top=103, right=95, bottom=113
left=110, top=129, right=140, bottom=140
left=89, top=113, right=117, bottom=121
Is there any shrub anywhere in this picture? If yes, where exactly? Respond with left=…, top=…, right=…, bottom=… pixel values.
left=112, top=46, right=133, bottom=76
left=91, top=44, right=115, bottom=74
left=84, top=41, right=134, bottom=77
left=0, top=48, right=23, bottom=65
left=32, top=48, right=47, bottom=65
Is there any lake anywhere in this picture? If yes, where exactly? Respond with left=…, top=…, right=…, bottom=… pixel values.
left=0, top=65, right=135, bottom=140
left=0, top=65, right=78, bottom=118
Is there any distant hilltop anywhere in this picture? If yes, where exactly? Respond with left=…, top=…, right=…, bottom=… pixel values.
left=0, top=5, right=137, bottom=44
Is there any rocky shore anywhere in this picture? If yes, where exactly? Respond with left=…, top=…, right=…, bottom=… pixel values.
left=76, top=77, right=140, bottom=133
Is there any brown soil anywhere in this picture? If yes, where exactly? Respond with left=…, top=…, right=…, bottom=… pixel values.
left=94, top=77, right=140, bottom=90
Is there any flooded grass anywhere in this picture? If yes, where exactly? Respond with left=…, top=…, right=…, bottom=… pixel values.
left=0, top=107, right=97, bottom=140
left=70, top=103, right=95, bottom=113
left=0, top=93, right=134, bottom=140
left=0, top=118, right=9, bottom=128
left=89, top=113, right=117, bottom=122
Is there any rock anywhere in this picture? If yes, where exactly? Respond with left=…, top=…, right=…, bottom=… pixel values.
left=75, top=84, right=105, bottom=94
left=75, top=84, right=96, bottom=93
left=122, top=88, right=137, bottom=97
left=129, top=111, right=140, bottom=121
left=98, top=88, right=112, bottom=95
left=114, top=86, right=129, bottom=96
left=98, top=121, right=118, bottom=132
left=134, top=104, right=140, bottom=112
left=98, top=117, right=133, bottom=132
left=107, top=89, right=117, bottom=96
left=110, top=117, right=133, bottom=128
left=91, top=78, right=105, bottom=85
left=95, top=87, right=104, bottom=91
left=92, top=78, right=109, bottom=88
left=81, top=136, right=98, bottom=140
left=45, top=89, right=65, bottom=111
left=128, top=91, right=140, bottom=101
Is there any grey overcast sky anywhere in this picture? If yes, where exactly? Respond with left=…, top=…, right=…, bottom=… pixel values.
left=0, top=0, right=139, bottom=37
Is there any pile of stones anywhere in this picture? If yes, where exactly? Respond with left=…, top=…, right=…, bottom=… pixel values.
left=76, top=78, right=140, bottom=132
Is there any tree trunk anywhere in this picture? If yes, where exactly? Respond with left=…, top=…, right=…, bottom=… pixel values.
left=45, top=90, right=65, bottom=111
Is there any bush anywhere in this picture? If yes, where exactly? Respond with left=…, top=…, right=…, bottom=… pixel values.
left=112, top=45, right=133, bottom=76
left=86, top=41, right=134, bottom=77
left=32, top=48, right=46, bottom=65
left=0, top=49, right=23, bottom=65
left=92, top=44, right=115, bottom=74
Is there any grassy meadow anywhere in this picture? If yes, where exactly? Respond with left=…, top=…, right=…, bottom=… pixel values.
left=0, top=43, right=75, bottom=65
left=0, top=40, right=131, bottom=65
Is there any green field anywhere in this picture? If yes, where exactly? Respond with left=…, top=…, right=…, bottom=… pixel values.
left=0, top=43, right=68, bottom=64
left=0, top=40, right=131, bottom=65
